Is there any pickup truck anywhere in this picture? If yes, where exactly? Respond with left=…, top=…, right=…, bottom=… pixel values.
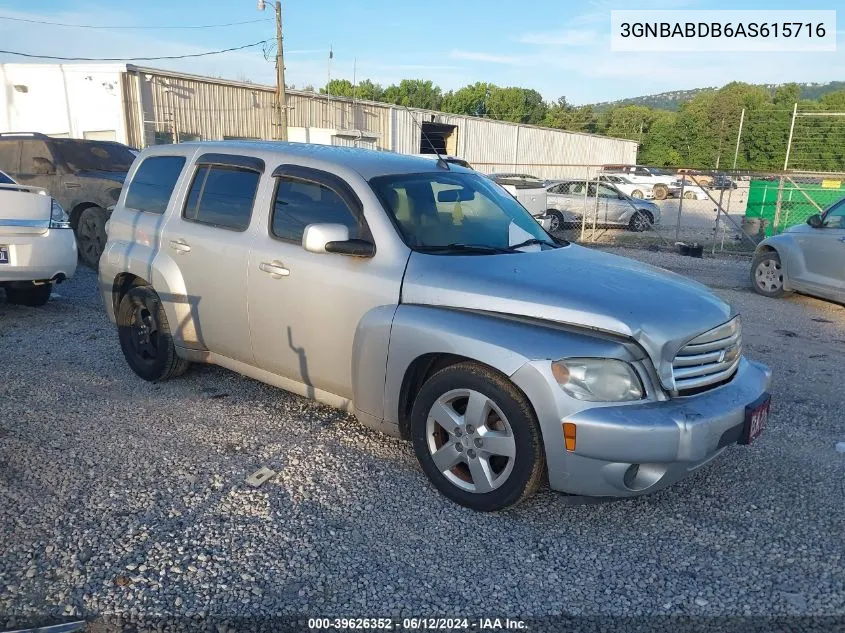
left=99, top=142, right=772, bottom=511
left=1, top=170, right=77, bottom=306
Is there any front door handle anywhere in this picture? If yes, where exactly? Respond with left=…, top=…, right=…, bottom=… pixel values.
left=259, top=261, right=290, bottom=278
left=169, top=239, right=191, bottom=253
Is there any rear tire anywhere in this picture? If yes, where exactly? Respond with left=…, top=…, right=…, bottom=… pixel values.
left=116, top=285, right=190, bottom=382
left=683, top=191, right=696, bottom=200
left=751, top=251, right=787, bottom=298
left=4, top=283, right=52, bottom=307
left=76, top=206, right=108, bottom=269
left=653, top=184, right=668, bottom=200
left=410, top=362, right=545, bottom=512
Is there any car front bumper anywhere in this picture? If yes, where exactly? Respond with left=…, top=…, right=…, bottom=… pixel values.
left=0, top=229, right=77, bottom=283
left=510, top=357, right=771, bottom=497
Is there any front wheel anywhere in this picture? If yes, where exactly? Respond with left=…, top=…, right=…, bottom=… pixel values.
left=751, top=251, right=787, bottom=298
left=629, top=211, right=652, bottom=232
left=546, top=210, right=564, bottom=232
left=4, top=283, right=52, bottom=306
left=630, top=189, right=644, bottom=199
left=410, top=362, right=545, bottom=511
left=116, top=285, right=190, bottom=382
left=683, top=191, right=696, bottom=200
left=76, top=206, right=108, bottom=269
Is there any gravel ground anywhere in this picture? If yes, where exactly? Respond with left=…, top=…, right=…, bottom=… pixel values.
left=1, top=249, right=844, bottom=630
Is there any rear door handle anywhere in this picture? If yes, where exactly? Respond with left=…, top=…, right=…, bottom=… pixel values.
left=259, top=261, right=290, bottom=278
left=169, top=239, right=191, bottom=253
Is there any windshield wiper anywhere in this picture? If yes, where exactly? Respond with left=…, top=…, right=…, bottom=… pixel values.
left=506, top=238, right=562, bottom=251
left=416, top=243, right=514, bottom=255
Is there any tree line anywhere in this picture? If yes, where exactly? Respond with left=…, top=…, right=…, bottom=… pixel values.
left=307, top=78, right=845, bottom=172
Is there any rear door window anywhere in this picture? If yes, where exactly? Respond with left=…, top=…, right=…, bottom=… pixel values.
left=19, top=140, right=55, bottom=174
left=183, top=165, right=259, bottom=231
left=124, top=155, right=186, bottom=214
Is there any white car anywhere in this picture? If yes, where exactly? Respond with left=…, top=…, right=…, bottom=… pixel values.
left=486, top=174, right=548, bottom=220
left=600, top=165, right=681, bottom=200
left=596, top=174, right=655, bottom=199
left=675, top=177, right=710, bottom=200
left=0, top=170, right=77, bottom=306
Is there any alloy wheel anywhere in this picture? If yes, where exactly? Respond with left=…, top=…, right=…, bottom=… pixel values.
left=425, top=389, right=516, bottom=494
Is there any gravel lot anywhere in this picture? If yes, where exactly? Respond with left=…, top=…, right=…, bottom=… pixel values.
left=1, top=248, right=844, bottom=630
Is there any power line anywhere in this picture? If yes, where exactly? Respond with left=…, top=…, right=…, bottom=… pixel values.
left=0, top=15, right=272, bottom=29
left=0, top=40, right=272, bottom=62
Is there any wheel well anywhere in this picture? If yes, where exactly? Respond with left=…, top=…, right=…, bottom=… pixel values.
left=112, top=273, right=149, bottom=314
left=397, top=353, right=473, bottom=440
left=69, top=203, right=100, bottom=231
left=753, top=245, right=780, bottom=261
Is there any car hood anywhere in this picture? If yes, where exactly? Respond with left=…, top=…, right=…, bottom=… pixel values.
left=402, top=244, right=733, bottom=389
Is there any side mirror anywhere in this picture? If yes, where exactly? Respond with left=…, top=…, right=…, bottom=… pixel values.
left=302, top=223, right=375, bottom=257
left=32, top=157, right=56, bottom=175
left=807, top=214, right=823, bottom=228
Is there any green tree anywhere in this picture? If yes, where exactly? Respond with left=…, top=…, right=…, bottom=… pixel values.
left=442, top=82, right=492, bottom=117
left=485, top=87, right=547, bottom=124
left=382, top=79, right=443, bottom=110
left=321, top=79, right=355, bottom=97
left=543, top=97, right=597, bottom=132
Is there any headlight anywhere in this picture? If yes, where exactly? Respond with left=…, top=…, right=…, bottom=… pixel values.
left=49, top=199, right=71, bottom=229
left=551, top=358, right=644, bottom=402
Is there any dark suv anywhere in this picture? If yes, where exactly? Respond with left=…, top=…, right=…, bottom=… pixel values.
left=0, top=133, right=137, bottom=267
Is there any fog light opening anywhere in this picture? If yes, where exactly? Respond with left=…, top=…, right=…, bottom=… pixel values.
left=623, top=464, right=640, bottom=489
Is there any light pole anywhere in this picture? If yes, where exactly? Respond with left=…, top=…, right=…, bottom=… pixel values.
left=258, top=0, right=288, bottom=141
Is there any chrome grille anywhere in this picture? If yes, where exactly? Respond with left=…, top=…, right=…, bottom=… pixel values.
left=672, top=317, right=742, bottom=393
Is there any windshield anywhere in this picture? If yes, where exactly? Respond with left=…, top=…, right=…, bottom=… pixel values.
left=371, top=171, right=554, bottom=252
left=52, top=140, right=136, bottom=172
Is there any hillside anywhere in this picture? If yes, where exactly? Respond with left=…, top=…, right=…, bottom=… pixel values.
left=592, top=81, right=845, bottom=112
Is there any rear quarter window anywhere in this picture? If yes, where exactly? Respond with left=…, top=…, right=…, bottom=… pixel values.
left=124, top=156, right=187, bottom=214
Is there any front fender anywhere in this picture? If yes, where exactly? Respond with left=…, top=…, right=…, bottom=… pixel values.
left=382, top=304, right=642, bottom=430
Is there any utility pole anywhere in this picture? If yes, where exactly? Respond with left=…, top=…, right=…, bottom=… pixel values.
left=258, top=0, right=287, bottom=141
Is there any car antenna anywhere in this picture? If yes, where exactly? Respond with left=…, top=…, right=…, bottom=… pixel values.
left=402, top=104, right=450, bottom=170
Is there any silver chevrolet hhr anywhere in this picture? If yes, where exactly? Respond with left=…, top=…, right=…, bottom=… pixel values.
left=99, top=142, right=772, bottom=511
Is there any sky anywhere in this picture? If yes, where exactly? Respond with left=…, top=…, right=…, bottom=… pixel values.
left=0, top=0, right=842, bottom=104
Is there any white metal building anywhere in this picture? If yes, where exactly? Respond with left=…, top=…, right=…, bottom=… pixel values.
left=0, top=63, right=638, bottom=180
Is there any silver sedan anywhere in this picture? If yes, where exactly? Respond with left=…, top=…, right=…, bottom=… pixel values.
left=545, top=180, right=661, bottom=232
left=751, top=195, right=845, bottom=303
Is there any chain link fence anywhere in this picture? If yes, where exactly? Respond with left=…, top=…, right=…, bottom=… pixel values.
left=471, top=162, right=845, bottom=255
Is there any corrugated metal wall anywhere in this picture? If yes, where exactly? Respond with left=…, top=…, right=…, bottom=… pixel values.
left=120, top=72, right=143, bottom=149
left=121, top=67, right=638, bottom=175
left=390, top=108, right=421, bottom=155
